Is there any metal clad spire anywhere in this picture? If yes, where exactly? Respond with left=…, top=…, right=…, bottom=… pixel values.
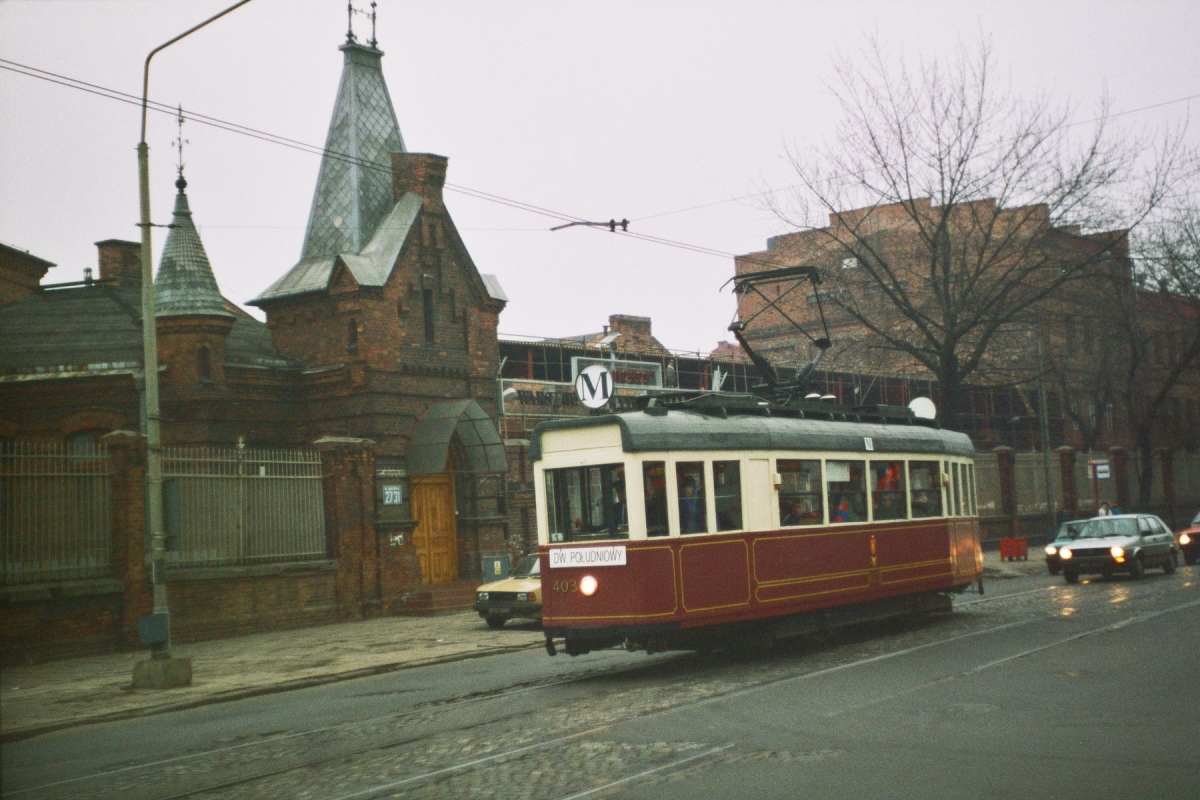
left=297, top=31, right=405, bottom=265
left=155, top=178, right=234, bottom=318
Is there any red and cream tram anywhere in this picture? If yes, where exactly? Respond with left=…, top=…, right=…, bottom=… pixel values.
left=533, top=397, right=983, bottom=656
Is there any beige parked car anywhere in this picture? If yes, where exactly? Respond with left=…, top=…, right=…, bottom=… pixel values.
left=474, top=555, right=541, bottom=628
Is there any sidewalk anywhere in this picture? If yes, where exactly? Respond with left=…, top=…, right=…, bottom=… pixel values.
left=0, top=612, right=543, bottom=743
left=1, top=549, right=1044, bottom=744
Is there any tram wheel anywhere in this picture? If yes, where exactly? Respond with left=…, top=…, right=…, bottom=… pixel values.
left=485, top=616, right=507, bottom=629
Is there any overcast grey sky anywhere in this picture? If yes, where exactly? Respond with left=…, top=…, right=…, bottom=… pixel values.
left=2, top=0, right=1197, bottom=352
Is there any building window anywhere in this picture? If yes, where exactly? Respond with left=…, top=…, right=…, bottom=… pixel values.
left=198, top=346, right=213, bottom=382
left=423, top=289, right=435, bottom=344
left=841, top=257, right=859, bottom=270
left=68, top=432, right=97, bottom=455
left=347, top=319, right=359, bottom=354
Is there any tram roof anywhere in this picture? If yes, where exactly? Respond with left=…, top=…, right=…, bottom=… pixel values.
left=529, top=409, right=975, bottom=461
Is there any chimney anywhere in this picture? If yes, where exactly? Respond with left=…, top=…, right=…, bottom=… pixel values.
left=95, top=240, right=142, bottom=286
left=609, top=314, right=653, bottom=342
left=391, top=153, right=448, bottom=213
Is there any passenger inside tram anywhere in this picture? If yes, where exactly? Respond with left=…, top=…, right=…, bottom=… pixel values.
left=676, top=463, right=707, bottom=534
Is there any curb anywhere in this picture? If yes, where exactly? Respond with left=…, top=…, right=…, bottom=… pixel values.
left=0, top=640, right=543, bottom=745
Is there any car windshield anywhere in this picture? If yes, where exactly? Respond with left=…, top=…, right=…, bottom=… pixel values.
left=1080, top=518, right=1138, bottom=539
left=1192, top=510, right=1200, bottom=527
left=1057, top=521, right=1086, bottom=541
left=511, top=555, right=540, bottom=578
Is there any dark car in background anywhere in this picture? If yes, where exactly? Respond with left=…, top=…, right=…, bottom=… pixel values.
left=1044, top=519, right=1088, bottom=575
left=1057, top=514, right=1180, bottom=583
left=1177, top=511, right=1200, bottom=565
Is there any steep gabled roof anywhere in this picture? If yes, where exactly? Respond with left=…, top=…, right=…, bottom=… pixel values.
left=252, top=191, right=422, bottom=304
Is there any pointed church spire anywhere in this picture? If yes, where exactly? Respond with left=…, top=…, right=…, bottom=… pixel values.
left=298, top=35, right=405, bottom=264
left=155, top=175, right=234, bottom=319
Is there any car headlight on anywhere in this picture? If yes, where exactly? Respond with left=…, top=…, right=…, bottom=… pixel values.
left=516, top=593, right=528, bottom=601
left=478, top=592, right=489, bottom=601
left=1060, top=549, right=1073, bottom=560
left=1045, top=545, right=1058, bottom=556
left=1182, top=533, right=1192, bottom=545
left=579, top=575, right=598, bottom=596
left=1110, top=546, right=1125, bottom=558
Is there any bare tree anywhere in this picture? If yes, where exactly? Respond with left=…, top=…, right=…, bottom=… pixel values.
left=1121, top=203, right=1200, bottom=508
left=763, top=38, right=1181, bottom=429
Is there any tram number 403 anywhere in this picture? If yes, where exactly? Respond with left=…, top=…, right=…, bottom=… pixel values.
left=552, top=579, right=579, bottom=593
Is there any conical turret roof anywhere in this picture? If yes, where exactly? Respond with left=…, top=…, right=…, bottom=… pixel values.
left=300, top=41, right=406, bottom=263
left=155, top=177, right=234, bottom=318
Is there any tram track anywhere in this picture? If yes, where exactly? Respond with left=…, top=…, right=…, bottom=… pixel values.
left=10, top=577, right=1185, bottom=800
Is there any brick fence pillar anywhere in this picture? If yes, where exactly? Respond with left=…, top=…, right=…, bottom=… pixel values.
left=1110, top=447, right=1131, bottom=512
left=994, top=446, right=1017, bottom=536
left=1158, top=448, right=1177, bottom=528
left=315, top=437, right=381, bottom=620
left=102, top=430, right=152, bottom=649
left=1056, top=446, right=1077, bottom=522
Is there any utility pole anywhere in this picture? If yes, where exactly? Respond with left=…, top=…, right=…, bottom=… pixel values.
left=132, top=0, right=253, bottom=690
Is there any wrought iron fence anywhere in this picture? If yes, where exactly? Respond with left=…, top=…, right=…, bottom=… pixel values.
left=1, top=441, right=112, bottom=585
left=162, top=445, right=326, bottom=567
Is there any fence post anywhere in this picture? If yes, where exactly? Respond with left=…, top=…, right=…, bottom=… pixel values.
left=1158, top=448, right=1177, bottom=528
left=314, top=437, right=380, bottom=620
left=1110, top=447, right=1130, bottom=512
left=1056, top=446, right=1077, bottom=522
left=101, top=431, right=153, bottom=649
left=995, top=446, right=1017, bottom=536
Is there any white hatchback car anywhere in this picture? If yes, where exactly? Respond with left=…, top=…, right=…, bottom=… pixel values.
left=1057, top=514, right=1180, bottom=584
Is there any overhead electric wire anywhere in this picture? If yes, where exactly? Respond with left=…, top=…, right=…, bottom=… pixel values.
left=3, top=56, right=1196, bottom=277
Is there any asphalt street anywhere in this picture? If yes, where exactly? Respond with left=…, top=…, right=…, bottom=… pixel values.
left=3, top=564, right=1197, bottom=800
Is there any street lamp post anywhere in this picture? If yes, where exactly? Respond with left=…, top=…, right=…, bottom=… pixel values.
left=133, top=0, right=252, bottom=689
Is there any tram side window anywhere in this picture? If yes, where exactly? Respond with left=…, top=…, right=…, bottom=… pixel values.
left=643, top=461, right=668, bottom=538
left=959, top=463, right=971, bottom=516
left=909, top=461, right=943, bottom=518
left=870, top=461, right=907, bottom=521
left=676, top=462, right=708, bottom=534
left=826, top=460, right=866, bottom=523
left=779, top=459, right=823, bottom=526
left=952, top=463, right=964, bottom=516
left=944, top=461, right=956, bottom=517
left=967, top=464, right=977, bottom=515
left=713, top=460, right=743, bottom=531
left=544, top=463, right=629, bottom=542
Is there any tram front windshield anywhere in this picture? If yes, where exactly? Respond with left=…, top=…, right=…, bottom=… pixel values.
left=544, top=463, right=629, bottom=542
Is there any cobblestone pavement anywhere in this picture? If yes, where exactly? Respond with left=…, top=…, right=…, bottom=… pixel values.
left=10, top=558, right=1193, bottom=800
left=0, top=612, right=544, bottom=741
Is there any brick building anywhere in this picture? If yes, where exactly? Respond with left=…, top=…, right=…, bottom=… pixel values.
left=1, top=35, right=512, bottom=659
left=732, top=198, right=1200, bottom=454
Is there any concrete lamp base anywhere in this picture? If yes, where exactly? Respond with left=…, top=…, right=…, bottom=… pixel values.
left=132, top=654, right=193, bottom=689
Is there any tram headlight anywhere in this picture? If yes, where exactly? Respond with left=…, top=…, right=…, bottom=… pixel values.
left=1059, top=549, right=1073, bottom=560
left=1045, top=545, right=1058, bottom=556
left=579, top=575, right=598, bottom=596
left=1110, top=546, right=1125, bottom=559
left=1181, top=533, right=1192, bottom=545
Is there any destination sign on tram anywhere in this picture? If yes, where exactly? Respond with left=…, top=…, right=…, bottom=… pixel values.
left=549, top=545, right=627, bottom=569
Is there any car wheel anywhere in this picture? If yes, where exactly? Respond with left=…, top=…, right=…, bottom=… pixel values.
left=485, top=616, right=507, bottom=629
left=1185, top=550, right=1198, bottom=566
left=1128, top=556, right=1144, bottom=580
left=1064, top=567, right=1079, bottom=584
left=1048, top=564, right=1061, bottom=576
left=1164, top=550, right=1178, bottom=575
